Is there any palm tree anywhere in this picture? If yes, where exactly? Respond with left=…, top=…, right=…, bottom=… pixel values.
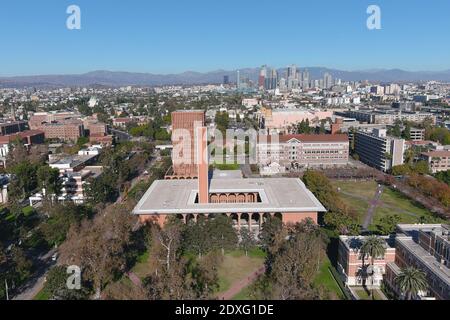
left=360, top=236, right=386, bottom=299
left=395, top=267, right=428, bottom=300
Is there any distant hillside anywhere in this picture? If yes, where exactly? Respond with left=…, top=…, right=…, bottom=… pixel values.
left=1, top=67, right=450, bottom=88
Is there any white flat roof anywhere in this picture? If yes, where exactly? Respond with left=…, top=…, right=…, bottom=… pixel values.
left=133, top=178, right=326, bottom=215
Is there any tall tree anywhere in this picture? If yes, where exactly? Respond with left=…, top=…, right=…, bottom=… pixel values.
left=262, top=221, right=326, bottom=300
left=360, top=236, right=386, bottom=299
left=37, top=165, right=61, bottom=198
left=8, top=161, right=38, bottom=199
left=303, top=170, right=360, bottom=235
left=239, top=228, right=256, bottom=256
left=395, top=267, right=428, bottom=300
left=59, top=203, right=136, bottom=299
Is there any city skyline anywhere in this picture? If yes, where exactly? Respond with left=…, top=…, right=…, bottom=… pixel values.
left=1, top=0, right=450, bottom=76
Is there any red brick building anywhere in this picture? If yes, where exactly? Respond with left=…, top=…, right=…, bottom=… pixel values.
left=338, top=235, right=396, bottom=286
left=170, top=110, right=206, bottom=178
left=41, top=120, right=85, bottom=142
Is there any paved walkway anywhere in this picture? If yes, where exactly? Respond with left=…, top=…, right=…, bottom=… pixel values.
left=217, top=265, right=266, bottom=300
left=127, top=271, right=143, bottom=288
left=362, top=185, right=384, bottom=230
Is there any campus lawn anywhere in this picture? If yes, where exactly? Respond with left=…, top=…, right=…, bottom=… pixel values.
left=331, top=180, right=442, bottom=228
left=216, top=249, right=266, bottom=294
left=331, top=180, right=376, bottom=223
left=313, top=257, right=345, bottom=300
left=332, top=180, right=379, bottom=199
left=354, top=287, right=384, bottom=300
left=131, top=248, right=267, bottom=291
left=378, top=188, right=440, bottom=219
left=213, top=163, right=241, bottom=171
left=336, top=193, right=370, bottom=223
left=231, top=286, right=252, bottom=300
left=34, top=288, right=50, bottom=300
left=131, top=250, right=154, bottom=280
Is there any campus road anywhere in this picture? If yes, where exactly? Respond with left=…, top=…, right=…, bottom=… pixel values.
left=12, top=249, right=57, bottom=300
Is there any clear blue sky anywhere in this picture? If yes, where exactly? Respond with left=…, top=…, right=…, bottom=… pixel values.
left=1, top=0, right=449, bottom=76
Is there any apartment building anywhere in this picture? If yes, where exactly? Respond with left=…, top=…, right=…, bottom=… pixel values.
left=59, top=166, right=103, bottom=204
left=420, top=150, right=450, bottom=173
left=409, top=127, right=426, bottom=141
left=355, top=129, right=405, bottom=172
left=257, top=134, right=349, bottom=171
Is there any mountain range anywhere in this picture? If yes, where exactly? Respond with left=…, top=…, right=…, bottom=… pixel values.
left=1, top=67, right=450, bottom=88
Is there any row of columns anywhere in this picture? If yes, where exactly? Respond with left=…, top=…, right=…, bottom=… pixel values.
left=178, top=212, right=281, bottom=231
left=209, top=192, right=260, bottom=204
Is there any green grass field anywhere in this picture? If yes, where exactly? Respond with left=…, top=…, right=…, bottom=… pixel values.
left=231, top=286, right=253, bottom=300
left=331, top=180, right=443, bottom=228
left=313, top=257, right=345, bottom=300
left=33, top=288, right=50, bottom=300
left=213, top=163, right=241, bottom=171
left=216, top=249, right=266, bottom=294
left=130, top=247, right=267, bottom=296
left=354, top=287, right=384, bottom=300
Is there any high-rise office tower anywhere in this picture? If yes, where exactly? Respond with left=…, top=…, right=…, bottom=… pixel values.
left=270, top=68, right=278, bottom=90
left=287, top=64, right=298, bottom=90
left=301, top=69, right=310, bottom=89
left=237, top=70, right=241, bottom=89
left=223, top=75, right=229, bottom=85
left=259, top=65, right=267, bottom=89
left=287, top=64, right=297, bottom=79
left=266, top=68, right=278, bottom=90
left=279, top=77, right=287, bottom=92
left=324, top=72, right=333, bottom=89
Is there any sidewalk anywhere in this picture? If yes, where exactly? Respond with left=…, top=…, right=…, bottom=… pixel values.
left=217, top=265, right=265, bottom=300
